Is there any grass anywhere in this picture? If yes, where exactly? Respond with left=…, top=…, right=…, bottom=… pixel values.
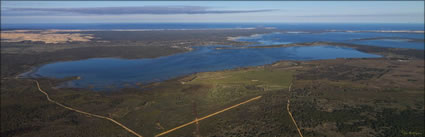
left=117, top=68, right=294, bottom=136
left=187, top=68, right=293, bottom=106
left=189, top=68, right=293, bottom=93
left=32, top=67, right=293, bottom=137
left=2, top=58, right=423, bottom=137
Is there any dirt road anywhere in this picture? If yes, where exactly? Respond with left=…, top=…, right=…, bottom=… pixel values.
left=155, top=96, right=262, bottom=137
left=287, top=83, right=304, bottom=137
left=34, top=80, right=143, bottom=137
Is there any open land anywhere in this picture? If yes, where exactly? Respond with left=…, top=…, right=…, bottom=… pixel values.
left=1, top=30, right=424, bottom=137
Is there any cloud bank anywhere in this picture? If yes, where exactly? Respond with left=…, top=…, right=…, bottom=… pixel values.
left=5, top=6, right=277, bottom=16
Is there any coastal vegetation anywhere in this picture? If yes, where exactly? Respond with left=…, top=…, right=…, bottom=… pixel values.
left=1, top=30, right=424, bottom=137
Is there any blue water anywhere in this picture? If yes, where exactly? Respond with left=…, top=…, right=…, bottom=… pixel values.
left=3, top=23, right=424, bottom=31
left=237, top=32, right=424, bottom=50
left=21, top=23, right=424, bottom=90
left=29, top=45, right=380, bottom=90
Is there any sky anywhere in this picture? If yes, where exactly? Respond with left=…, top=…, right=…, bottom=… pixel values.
left=1, top=1, right=424, bottom=24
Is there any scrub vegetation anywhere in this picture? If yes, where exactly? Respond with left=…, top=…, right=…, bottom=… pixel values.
left=1, top=30, right=424, bottom=137
left=2, top=58, right=423, bottom=137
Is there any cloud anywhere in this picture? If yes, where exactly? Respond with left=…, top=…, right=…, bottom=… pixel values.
left=294, top=13, right=424, bottom=18
left=4, top=6, right=277, bottom=16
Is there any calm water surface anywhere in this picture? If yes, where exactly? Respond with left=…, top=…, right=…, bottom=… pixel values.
left=28, top=45, right=380, bottom=90
left=237, top=32, right=424, bottom=49
left=23, top=23, right=424, bottom=90
left=3, top=23, right=424, bottom=30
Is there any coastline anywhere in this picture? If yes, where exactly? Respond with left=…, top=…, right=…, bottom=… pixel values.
left=3, top=28, right=424, bottom=91
left=17, top=43, right=401, bottom=91
left=13, top=41, right=424, bottom=91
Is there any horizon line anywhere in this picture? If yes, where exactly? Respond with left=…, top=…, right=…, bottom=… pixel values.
left=2, top=22, right=425, bottom=24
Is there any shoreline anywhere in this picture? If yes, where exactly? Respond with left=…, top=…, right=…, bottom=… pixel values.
left=14, top=38, right=424, bottom=91
left=4, top=29, right=424, bottom=91
left=0, top=27, right=261, bottom=33
left=22, top=56, right=419, bottom=94
left=17, top=46, right=389, bottom=92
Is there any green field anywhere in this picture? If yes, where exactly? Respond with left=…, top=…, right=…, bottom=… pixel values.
left=2, top=58, right=423, bottom=137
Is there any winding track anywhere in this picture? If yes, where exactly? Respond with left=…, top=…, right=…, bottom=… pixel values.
left=287, top=83, right=304, bottom=137
left=34, top=80, right=143, bottom=137
left=34, top=79, right=300, bottom=137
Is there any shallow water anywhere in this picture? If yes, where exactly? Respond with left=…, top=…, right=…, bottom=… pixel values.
left=237, top=32, right=424, bottom=50
left=27, top=45, right=380, bottom=90
left=3, top=23, right=424, bottom=31
left=23, top=23, right=424, bottom=90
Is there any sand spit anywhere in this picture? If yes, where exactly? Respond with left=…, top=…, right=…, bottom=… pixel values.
left=1, top=30, right=93, bottom=44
